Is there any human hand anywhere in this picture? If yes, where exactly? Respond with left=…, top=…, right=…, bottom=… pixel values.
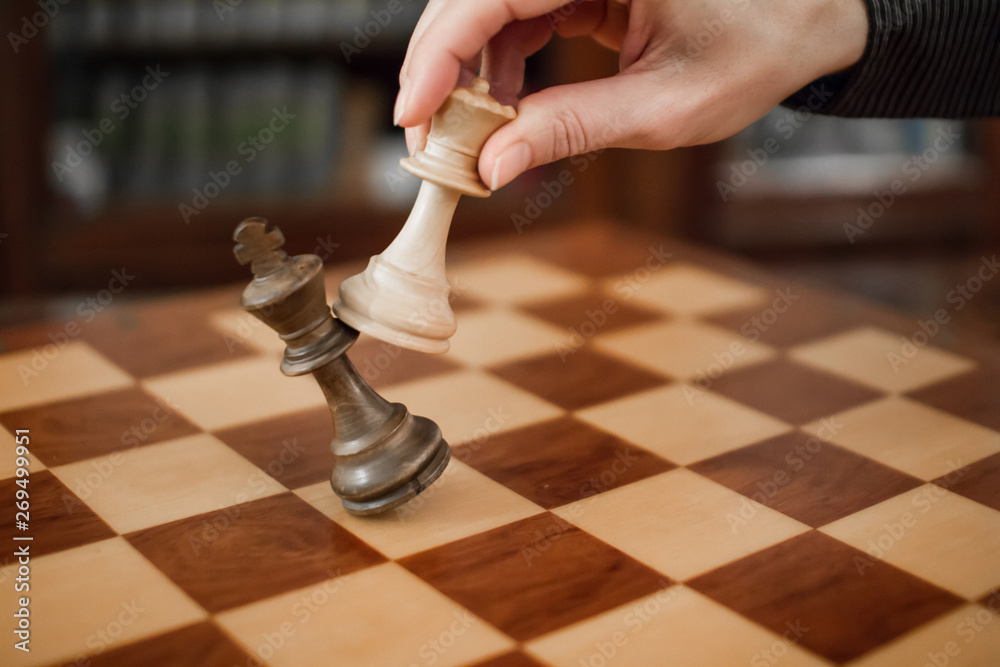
left=395, top=0, right=868, bottom=190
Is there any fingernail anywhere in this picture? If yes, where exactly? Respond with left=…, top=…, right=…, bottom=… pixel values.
left=415, top=125, right=428, bottom=153
left=394, top=80, right=410, bottom=126
left=490, top=142, right=531, bottom=190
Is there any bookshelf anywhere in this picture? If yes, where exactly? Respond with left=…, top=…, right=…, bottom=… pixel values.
left=2, top=0, right=569, bottom=296
left=697, top=111, right=998, bottom=250
left=3, top=1, right=997, bottom=299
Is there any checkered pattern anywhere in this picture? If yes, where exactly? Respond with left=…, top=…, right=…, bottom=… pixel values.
left=1, top=224, right=999, bottom=667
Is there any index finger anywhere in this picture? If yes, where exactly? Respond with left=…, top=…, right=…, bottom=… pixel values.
left=396, top=0, right=576, bottom=127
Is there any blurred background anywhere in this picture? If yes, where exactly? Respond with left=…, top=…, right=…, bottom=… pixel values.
left=2, top=0, right=998, bottom=339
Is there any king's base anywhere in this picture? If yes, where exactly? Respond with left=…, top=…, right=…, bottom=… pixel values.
left=338, top=436, right=451, bottom=516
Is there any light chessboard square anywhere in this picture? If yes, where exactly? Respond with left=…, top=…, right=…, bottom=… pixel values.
left=0, top=537, right=206, bottom=667
left=526, top=585, right=830, bottom=667
left=802, top=397, right=1000, bottom=481
left=790, top=327, right=976, bottom=393
left=446, top=307, right=570, bottom=367
left=0, top=427, right=45, bottom=477
left=449, top=254, right=590, bottom=305
left=295, top=459, right=544, bottom=559
left=821, top=484, right=1000, bottom=599
left=577, top=384, right=791, bottom=465
left=49, top=433, right=285, bottom=534
left=209, top=308, right=287, bottom=355
left=847, top=604, right=1000, bottom=667
left=593, top=319, right=776, bottom=380
left=216, top=562, right=514, bottom=667
left=552, top=469, right=808, bottom=581
left=0, top=342, right=133, bottom=412
left=142, top=356, right=329, bottom=431
left=380, top=369, right=563, bottom=446
left=602, top=264, right=770, bottom=316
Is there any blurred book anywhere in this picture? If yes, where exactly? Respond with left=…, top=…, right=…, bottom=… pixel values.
left=50, top=62, right=345, bottom=212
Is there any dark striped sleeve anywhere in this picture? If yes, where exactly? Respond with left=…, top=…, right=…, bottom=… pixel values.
left=782, top=0, right=1000, bottom=118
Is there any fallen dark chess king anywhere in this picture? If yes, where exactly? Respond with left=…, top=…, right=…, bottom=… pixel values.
left=233, top=219, right=451, bottom=516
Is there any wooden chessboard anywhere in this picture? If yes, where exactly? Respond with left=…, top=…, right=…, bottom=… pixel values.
left=2, top=223, right=999, bottom=667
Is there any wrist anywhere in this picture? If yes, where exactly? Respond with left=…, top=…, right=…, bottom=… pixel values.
left=798, top=0, right=869, bottom=79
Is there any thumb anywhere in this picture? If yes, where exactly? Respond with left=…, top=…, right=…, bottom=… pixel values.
left=480, top=70, right=677, bottom=190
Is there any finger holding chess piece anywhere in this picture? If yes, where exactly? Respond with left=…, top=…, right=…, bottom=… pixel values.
left=233, top=218, right=450, bottom=516
left=333, top=77, right=516, bottom=353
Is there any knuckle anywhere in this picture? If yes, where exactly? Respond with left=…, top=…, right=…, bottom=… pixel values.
left=548, top=106, right=592, bottom=159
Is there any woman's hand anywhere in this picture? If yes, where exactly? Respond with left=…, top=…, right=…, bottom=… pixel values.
left=396, top=0, right=868, bottom=190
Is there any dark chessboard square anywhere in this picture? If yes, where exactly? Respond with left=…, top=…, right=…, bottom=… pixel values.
left=399, top=512, right=669, bottom=641
left=908, top=367, right=1000, bottom=432
left=690, top=432, right=923, bottom=527
left=522, top=291, right=661, bottom=335
left=447, top=288, right=485, bottom=313
left=81, top=301, right=256, bottom=378
left=980, top=588, right=1000, bottom=610
left=125, top=492, right=384, bottom=613
left=214, top=406, right=334, bottom=489
left=465, top=651, right=549, bottom=667
left=932, top=451, right=1000, bottom=512
left=0, top=319, right=72, bottom=353
left=705, top=296, right=870, bottom=348
left=0, top=387, right=200, bottom=466
left=350, top=335, right=462, bottom=390
left=688, top=531, right=963, bottom=663
left=489, top=346, right=668, bottom=411
left=79, top=621, right=254, bottom=667
left=707, top=357, right=883, bottom=425
left=455, top=416, right=674, bottom=509
left=0, top=471, right=115, bottom=557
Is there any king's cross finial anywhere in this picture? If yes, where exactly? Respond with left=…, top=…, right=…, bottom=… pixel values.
left=233, top=217, right=288, bottom=276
